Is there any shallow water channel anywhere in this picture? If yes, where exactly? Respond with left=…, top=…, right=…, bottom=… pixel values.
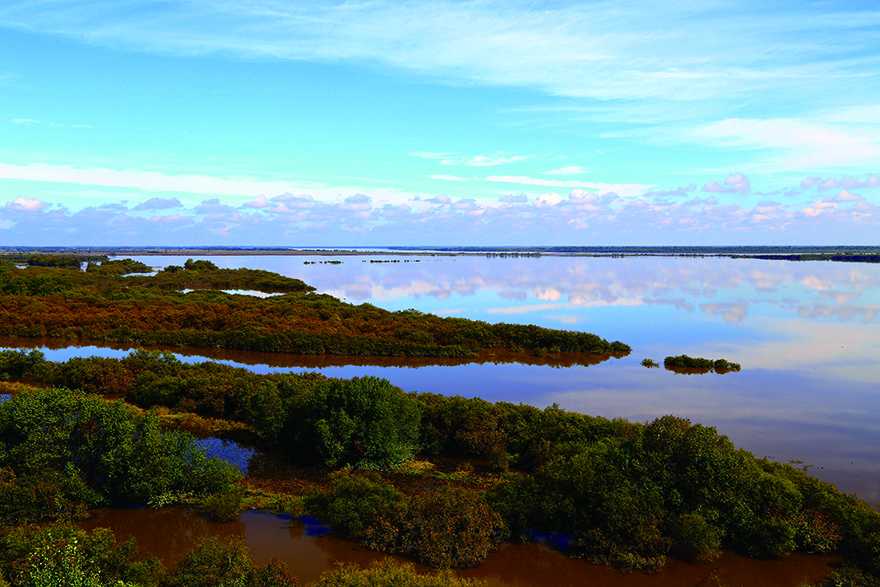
left=7, top=252, right=880, bottom=584
left=77, top=508, right=836, bottom=586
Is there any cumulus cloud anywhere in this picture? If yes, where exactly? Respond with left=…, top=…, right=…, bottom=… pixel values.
left=133, top=197, right=182, bottom=211
left=339, top=194, right=372, bottom=212
left=644, top=184, right=697, bottom=198
left=5, top=196, right=49, bottom=212
left=500, top=193, right=528, bottom=203
left=272, top=193, right=315, bottom=209
left=424, top=194, right=452, bottom=205
left=702, top=173, right=750, bottom=195
left=823, top=190, right=865, bottom=203
left=244, top=194, right=270, bottom=208
left=801, top=175, right=880, bottom=191
left=451, top=198, right=481, bottom=211
left=195, top=198, right=234, bottom=214
left=535, top=192, right=563, bottom=206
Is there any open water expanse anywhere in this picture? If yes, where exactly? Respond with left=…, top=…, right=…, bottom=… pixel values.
left=6, top=252, right=880, bottom=585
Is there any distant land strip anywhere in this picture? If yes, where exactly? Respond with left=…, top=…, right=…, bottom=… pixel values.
left=1, top=245, right=879, bottom=262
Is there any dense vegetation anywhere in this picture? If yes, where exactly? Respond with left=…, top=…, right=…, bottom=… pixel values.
left=0, top=261, right=629, bottom=359
left=0, top=386, right=241, bottom=524
left=663, top=354, right=741, bottom=372
left=3, top=348, right=879, bottom=582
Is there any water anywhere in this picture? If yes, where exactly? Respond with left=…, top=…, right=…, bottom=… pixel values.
left=78, top=508, right=835, bottom=586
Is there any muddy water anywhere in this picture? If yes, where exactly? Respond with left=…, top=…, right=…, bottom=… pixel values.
left=78, top=507, right=836, bottom=587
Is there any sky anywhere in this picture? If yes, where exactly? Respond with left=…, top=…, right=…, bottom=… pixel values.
left=1, top=0, right=879, bottom=246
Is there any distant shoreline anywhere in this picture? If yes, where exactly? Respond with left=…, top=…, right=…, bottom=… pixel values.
left=2, top=245, right=879, bottom=262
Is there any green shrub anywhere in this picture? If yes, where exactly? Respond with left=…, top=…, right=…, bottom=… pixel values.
left=0, top=524, right=161, bottom=587
left=667, top=513, right=721, bottom=563
left=0, top=388, right=241, bottom=513
left=282, top=377, right=420, bottom=469
left=160, top=536, right=298, bottom=587
left=312, top=559, right=486, bottom=587
left=399, top=486, right=503, bottom=569
left=308, top=470, right=403, bottom=540
left=201, top=485, right=247, bottom=522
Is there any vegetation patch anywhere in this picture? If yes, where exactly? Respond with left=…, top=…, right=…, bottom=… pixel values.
left=0, top=262, right=629, bottom=358
left=664, top=354, right=741, bottom=373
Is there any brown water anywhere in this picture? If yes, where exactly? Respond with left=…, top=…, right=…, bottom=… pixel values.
left=78, top=508, right=836, bottom=587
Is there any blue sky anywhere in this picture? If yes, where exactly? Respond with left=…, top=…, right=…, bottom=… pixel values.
left=1, top=0, right=879, bottom=246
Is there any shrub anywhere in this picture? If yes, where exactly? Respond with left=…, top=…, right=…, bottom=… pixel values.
left=399, top=486, right=504, bottom=569
left=281, top=377, right=420, bottom=469
left=0, top=388, right=241, bottom=513
left=160, top=536, right=298, bottom=587
left=0, top=524, right=162, bottom=587
left=308, top=470, right=403, bottom=541
left=312, top=559, right=486, bottom=587
left=201, top=484, right=247, bottom=522
left=667, top=513, right=721, bottom=563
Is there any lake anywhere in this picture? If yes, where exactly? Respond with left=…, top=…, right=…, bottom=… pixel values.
left=6, top=251, right=879, bottom=583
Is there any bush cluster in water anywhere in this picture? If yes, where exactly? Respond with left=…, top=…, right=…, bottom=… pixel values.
left=663, top=354, right=741, bottom=372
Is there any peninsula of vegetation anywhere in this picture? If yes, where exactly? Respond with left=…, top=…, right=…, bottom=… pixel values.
left=0, top=258, right=629, bottom=360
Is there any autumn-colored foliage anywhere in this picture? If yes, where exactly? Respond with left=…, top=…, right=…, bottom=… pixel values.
left=0, top=263, right=629, bottom=358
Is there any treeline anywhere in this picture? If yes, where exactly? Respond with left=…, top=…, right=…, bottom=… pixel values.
left=0, top=254, right=107, bottom=268
left=0, top=263, right=629, bottom=358
left=86, top=258, right=153, bottom=275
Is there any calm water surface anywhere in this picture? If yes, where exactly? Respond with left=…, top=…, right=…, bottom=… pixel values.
left=9, top=253, right=880, bottom=584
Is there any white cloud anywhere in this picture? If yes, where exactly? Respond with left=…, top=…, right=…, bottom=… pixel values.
left=5, top=196, right=48, bottom=212
left=133, top=197, right=182, bottom=211
left=0, top=162, right=323, bottom=197
left=691, top=118, right=880, bottom=170
left=543, top=165, right=588, bottom=176
left=429, top=174, right=467, bottom=181
left=485, top=175, right=652, bottom=196
left=5, top=0, right=877, bottom=106
left=702, top=173, right=751, bottom=195
left=412, top=152, right=531, bottom=167
left=823, top=190, right=865, bottom=203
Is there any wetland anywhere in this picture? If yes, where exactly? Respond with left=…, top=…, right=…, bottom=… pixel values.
left=1, top=249, right=879, bottom=585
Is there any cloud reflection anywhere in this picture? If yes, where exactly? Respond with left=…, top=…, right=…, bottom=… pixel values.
left=293, top=256, right=880, bottom=325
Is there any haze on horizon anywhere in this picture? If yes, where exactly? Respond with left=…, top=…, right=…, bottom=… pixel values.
left=1, top=0, right=879, bottom=246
